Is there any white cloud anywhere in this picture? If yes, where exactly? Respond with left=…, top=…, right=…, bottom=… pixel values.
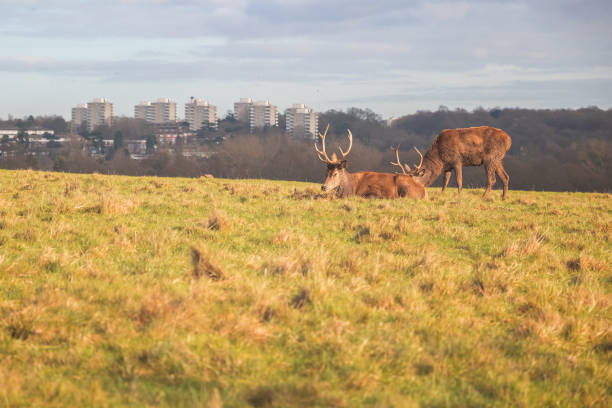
left=0, top=0, right=611, bottom=118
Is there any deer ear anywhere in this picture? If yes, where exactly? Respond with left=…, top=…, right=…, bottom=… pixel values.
left=340, top=160, right=347, bottom=169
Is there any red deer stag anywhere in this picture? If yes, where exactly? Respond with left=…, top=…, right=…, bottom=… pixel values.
left=402, top=126, right=512, bottom=199
left=315, top=125, right=426, bottom=199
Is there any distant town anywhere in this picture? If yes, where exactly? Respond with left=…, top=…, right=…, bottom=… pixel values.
left=1, top=97, right=319, bottom=160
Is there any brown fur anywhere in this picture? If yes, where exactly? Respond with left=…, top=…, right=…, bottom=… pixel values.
left=322, top=162, right=426, bottom=199
left=411, top=126, right=512, bottom=199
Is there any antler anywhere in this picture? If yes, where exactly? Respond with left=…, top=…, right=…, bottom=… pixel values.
left=314, top=125, right=353, bottom=163
left=413, top=147, right=424, bottom=170
left=314, top=124, right=331, bottom=163
left=338, top=129, right=353, bottom=160
left=390, top=144, right=409, bottom=175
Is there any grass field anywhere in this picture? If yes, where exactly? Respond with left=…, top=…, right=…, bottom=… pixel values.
left=0, top=169, right=610, bottom=407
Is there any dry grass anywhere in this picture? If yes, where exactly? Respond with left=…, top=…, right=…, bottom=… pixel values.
left=205, top=210, right=231, bottom=231
left=191, top=246, right=225, bottom=280
left=0, top=169, right=610, bottom=407
left=499, top=231, right=546, bottom=257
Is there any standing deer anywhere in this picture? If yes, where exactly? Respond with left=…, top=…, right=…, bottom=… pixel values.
left=399, top=126, right=512, bottom=199
left=315, top=125, right=426, bottom=199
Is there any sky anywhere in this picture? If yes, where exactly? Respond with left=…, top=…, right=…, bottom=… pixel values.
left=1, top=0, right=611, bottom=120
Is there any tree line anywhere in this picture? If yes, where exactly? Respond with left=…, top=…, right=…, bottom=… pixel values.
left=1, top=106, right=611, bottom=192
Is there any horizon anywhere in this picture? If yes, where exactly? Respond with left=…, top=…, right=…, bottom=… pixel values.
left=2, top=0, right=612, bottom=119
left=2, top=103, right=612, bottom=124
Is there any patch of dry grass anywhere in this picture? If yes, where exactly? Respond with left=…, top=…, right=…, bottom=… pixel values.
left=204, top=210, right=231, bottom=231
left=499, top=231, right=547, bottom=257
left=191, top=246, right=225, bottom=280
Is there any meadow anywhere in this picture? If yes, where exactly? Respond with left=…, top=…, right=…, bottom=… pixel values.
left=0, top=169, right=610, bottom=407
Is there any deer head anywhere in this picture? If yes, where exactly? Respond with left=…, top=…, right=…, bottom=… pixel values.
left=315, top=124, right=353, bottom=193
left=407, top=147, right=425, bottom=177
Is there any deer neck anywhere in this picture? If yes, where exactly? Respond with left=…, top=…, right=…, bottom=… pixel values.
left=335, top=171, right=356, bottom=198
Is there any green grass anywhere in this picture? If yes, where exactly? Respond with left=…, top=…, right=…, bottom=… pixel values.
left=0, top=169, right=611, bottom=407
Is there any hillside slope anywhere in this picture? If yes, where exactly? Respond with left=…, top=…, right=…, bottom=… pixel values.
left=0, top=170, right=610, bottom=407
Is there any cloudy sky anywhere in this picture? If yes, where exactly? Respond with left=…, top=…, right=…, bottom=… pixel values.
left=1, top=0, right=611, bottom=119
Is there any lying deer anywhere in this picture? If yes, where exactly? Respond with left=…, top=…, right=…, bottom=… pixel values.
left=315, top=125, right=426, bottom=199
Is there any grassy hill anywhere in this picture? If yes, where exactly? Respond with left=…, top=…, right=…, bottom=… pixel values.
left=0, top=169, right=610, bottom=407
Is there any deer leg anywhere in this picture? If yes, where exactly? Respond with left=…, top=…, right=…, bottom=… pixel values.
left=455, top=164, right=463, bottom=195
left=482, top=162, right=497, bottom=199
left=496, top=163, right=510, bottom=200
left=441, top=170, right=451, bottom=192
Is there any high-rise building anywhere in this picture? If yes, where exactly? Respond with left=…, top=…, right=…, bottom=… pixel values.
left=71, top=104, right=88, bottom=133
left=285, top=104, right=318, bottom=139
left=249, top=100, right=278, bottom=130
left=135, top=98, right=177, bottom=123
left=154, top=98, right=176, bottom=123
left=233, top=98, right=253, bottom=123
left=134, top=101, right=155, bottom=123
left=185, top=98, right=217, bottom=131
left=86, top=98, right=113, bottom=131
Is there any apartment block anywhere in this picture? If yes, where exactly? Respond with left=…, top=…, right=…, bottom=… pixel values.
left=285, top=103, right=318, bottom=139
left=249, top=100, right=278, bottom=130
left=185, top=98, right=217, bottom=131
left=86, top=98, right=113, bottom=131
left=233, top=98, right=253, bottom=123
left=71, top=104, right=88, bottom=133
left=135, top=98, right=177, bottom=123
left=134, top=101, right=155, bottom=122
